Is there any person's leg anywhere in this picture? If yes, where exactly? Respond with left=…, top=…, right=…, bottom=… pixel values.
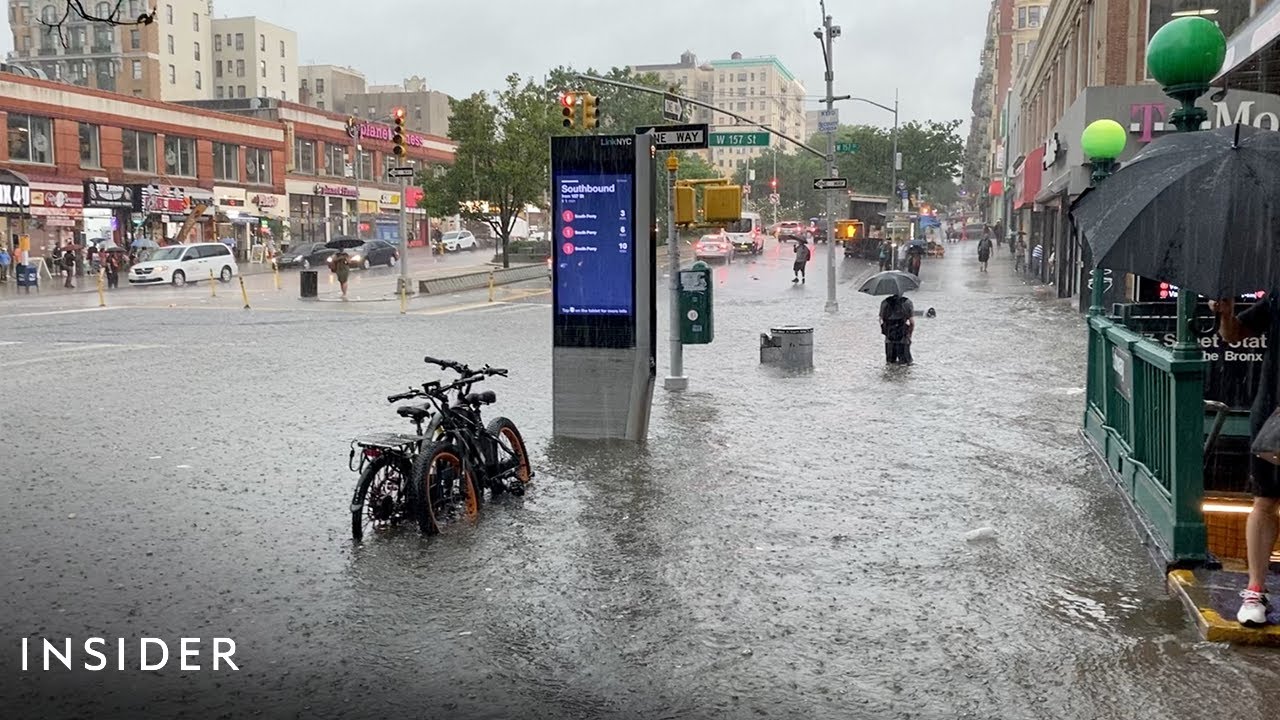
left=1246, top=496, right=1279, bottom=591
left=902, top=341, right=913, bottom=364
left=885, top=340, right=894, bottom=363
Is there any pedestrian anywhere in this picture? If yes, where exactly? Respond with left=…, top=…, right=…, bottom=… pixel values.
left=880, top=292, right=915, bottom=365
left=331, top=247, right=351, bottom=299
left=1211, top=295, right=1280, bottom=627
left=878, top=240, right=892, bottom=272
left=792, top=238, right=810, bottom=284
left=1031, top=242, right=1044, bottom=277
left=1014, top=236, right=1027, bottom=273
left=60, top=243, right=76, bottom=288
left=977, top=235, right=993, bottom=273
left=905, top=242, right=925, bottom=277
left=0, top=244, right=9, bottom=283
left=104, top=250, right=121, bottom=289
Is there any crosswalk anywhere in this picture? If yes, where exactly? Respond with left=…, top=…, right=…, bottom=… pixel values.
left=416, top=300, right=548, bottom=318
left=0, top=339, right=165, bottom=369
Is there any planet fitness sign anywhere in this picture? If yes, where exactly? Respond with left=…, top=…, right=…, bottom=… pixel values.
left=357, top=122, right=429, bottom=148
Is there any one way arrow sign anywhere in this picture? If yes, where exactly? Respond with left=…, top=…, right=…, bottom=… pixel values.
left=813, top=177, right=849, bottom=190
left=635, top=123, right=709, bottom=150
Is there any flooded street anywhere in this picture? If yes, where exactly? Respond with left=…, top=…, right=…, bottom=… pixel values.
left=2, top=241, right=1277, bottom=719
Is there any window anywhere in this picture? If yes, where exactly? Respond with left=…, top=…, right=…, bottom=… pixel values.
left=216, top=86, right=224, bottom=99
left=316, top=78, right=324, bottom=94
left=1028, top=5, right=1041, bottom=27
left=168, top=64, right=175, bottom=84
left=300, top=78, right=308, bottom=92
left=260, top=85, right=266, bottom=96
left=281, top=90, right=286, bottom=100
left=79, top=123, right=100, bottom=168
left=1147, top=1, right=1252, bottom=52
left=415, top=106, right=422, bottom=120
left=130, top=29, right=140, bottom=49
left=316, top=101, right=324, bottom=110
left=750, top=72, right=755, bottom=81
left=328, top=144, right=347, bottom=176
left=132, top=60, right=142, bottom=79
left=213, top=142, right=238, bottom=181
left=194, top=70, right=201, bottom=89
left=1017, top=42, right=1027, bottom=63
left=259, top=34, right=265, bottom=51
left=167, top=34, right=173, bottom=54
left=214, top=34, right=221, bottom=52
left=280, top=40, right=285, bottom=57
left=294, top=138, right=316, bottom=174
left=194, top=41, right=200, bottom=60
left=215, top=60, right=222, bottom=78
left=245, top=148, right=272, bottom=184
left=737, top=73, right=746, bottom=81
left=280, top=66, right=285, bottom=82
left=1018, top=6, right=1027, bottom=28
left=234, top=33, right=244, bottom=51
left=237, top=85, right=245, bottom=98
left=357, top=150, right=373, bottom=181
left=165, top=4, right=172, bottom=23
left=121, top=129, right=156, bottom=172
left=236, top=59, right=244, bottom=77
left=192, top=12, right=198, bottom=30
left=259, top=60, right=266, bottom=77
left=164, top=135, right=196, bottom=177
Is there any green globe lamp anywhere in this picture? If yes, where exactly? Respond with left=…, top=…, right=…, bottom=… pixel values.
left=1081, top=119, right=1127, bottom=315
left=1146, top=16, right=1227, bottom=133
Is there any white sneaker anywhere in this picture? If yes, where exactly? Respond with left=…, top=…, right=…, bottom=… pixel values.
left=1237, top=589, right=1271, bottom=627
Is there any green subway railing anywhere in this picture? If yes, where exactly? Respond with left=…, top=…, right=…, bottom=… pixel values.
left=1083, top=315, right=1208, bottom=566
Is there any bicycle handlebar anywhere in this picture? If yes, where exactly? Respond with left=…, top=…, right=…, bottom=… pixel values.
left=424, top=355, right=468, bottom=374
left=387, top=388, right=420, bottom=403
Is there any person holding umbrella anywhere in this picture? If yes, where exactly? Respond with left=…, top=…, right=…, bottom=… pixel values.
left=792, top=238, right=811, bottom=284
left=977, top=234, right=993, bottom=273
left=331, top=246, right=351, bottom=299
left=859, top=270, right=920, bottom=365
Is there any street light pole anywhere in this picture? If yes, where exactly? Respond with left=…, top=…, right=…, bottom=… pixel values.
left=664, top=152, right=687, bottom=391
left=820, top=7, right=839, bottom=314
left=891, top=91, right=900, bottom=216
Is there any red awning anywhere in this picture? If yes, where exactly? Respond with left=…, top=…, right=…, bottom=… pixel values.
left=1016, top=147, right=1044, bottom=210
left=988, top=180, right=1004, bottom=196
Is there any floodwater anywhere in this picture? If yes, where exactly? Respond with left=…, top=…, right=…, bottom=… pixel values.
left=1, top=239, right=1276, bottom=719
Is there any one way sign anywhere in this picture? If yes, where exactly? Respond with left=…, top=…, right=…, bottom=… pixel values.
left=813, top=177, right=849, bottom=190
left=635, top=123, right=709, bottom=150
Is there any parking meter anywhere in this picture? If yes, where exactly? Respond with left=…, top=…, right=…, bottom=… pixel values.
left=679, top=261, right=714, bottom=345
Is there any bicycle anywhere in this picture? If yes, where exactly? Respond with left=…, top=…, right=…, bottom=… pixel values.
left=348, top=382, right=443, bottom=542
left=411, top=356, right=534, bottom=535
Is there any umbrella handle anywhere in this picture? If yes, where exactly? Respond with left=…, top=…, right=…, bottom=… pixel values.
left=1191, top=312, right=1219, bottom=338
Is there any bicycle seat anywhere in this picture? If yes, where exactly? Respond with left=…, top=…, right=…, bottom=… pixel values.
left=465, top=390, right=496, bottom=406
left=396, top=403, right=432, bottom=421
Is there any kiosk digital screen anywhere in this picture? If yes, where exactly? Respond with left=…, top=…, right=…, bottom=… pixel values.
left=553, top=173, right=634, bottom=316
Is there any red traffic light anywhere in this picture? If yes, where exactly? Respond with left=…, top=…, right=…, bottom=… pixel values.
left=560, top=92, right=576, bottom=108
left=393, top=107, right=405, bottom=121
left=769, top=178, right=778, bottom=190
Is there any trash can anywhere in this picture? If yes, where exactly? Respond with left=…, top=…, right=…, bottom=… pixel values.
left=300, top=269, right=318, bottom=298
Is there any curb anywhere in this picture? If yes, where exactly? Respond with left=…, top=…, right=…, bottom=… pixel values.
left=1167, top=569, right=1280, bottom=645
left=418, top=264, right=544, bottom=295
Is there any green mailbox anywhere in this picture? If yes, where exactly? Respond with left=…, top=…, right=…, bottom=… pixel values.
left=679, top=261, right=714, bottom=345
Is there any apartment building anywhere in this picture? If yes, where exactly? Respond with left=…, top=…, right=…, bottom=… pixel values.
left=210, top=16, right=297, bottom=102
left=6, top=0, right=212, bottom=100
left=344, top=76, right=451, bottom=136
left=298, top=64, right=366, bottom=114
left=708, top=53, right=806, bottom=172
left=631, top=51, right=716, bottom=125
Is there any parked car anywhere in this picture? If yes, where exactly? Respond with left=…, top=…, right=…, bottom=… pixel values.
left=128, top=243, right=238, bottom=286
left=775, top=220, right=810, bottom=243
left=275, top=242, right=328, bottom=269
left=693, top=231, right=734, bottom=263
left=441, top=230, right=479, bottom=252
left=325, top=239, right=399, bottom=270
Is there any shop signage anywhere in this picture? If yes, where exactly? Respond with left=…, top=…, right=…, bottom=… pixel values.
left=251, top=194, right=279, bottom=207
left=0, top=181, right=32, bottom=214
left=30, top=188, right=84, bottom=218
left=313, top=183, right=358, bottom=198
left=83, top=181, right=136, bottom=210
left=357, top=122, right=429, bottom=148
left=378, top=192, right=401, bottom=206
left=219, top=197, right=246, bottom=207
left=1130, top=100, right=1280, bottom=143
left=1042, top=133, right=1061, bottom=170
left=141, top=185, right=188, bottom=214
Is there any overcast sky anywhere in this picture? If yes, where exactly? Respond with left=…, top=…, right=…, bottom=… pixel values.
left=2, top=0, right=989, bottom=131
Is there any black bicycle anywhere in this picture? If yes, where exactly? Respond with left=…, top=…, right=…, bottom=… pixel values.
left=348, top=382, right=442, bottom=542
left=411, top=356, right=534, bottom=535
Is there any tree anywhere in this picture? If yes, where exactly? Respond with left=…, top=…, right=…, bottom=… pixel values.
left=38, top=1, right=155, bottom=48
left=545, top=65, right=667, bottom=133
left=421, top=74, right=559, bottom=268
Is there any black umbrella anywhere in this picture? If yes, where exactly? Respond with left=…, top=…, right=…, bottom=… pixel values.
left=1070, top=123, right=1280, bottom=299
left=859, top=270, right=920, bottom=296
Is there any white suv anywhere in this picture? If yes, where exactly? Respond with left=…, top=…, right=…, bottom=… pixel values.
left=129, top=243, right=239, bottom=286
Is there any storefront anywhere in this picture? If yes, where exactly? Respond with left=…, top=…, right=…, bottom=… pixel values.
left=0, top=169, right=31, bottom=248
left=287, top=180, right=358, bottom=245
left=27, top=182, right=84, bottom=250
left=250, top=192, right=288, bottom=250
left=139, top=184, right=215, bottom=242
left=83, top=181, right=139, bottom=248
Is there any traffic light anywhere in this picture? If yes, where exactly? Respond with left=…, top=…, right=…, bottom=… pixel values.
left=391, top=107, right=406, bottom=158
left=582, top=92, right=599, bottom=130
left=560, top=91, right=577, bottom=129
left=769, top=177, right=778, bottom=191
left=345, top=116, right=357, bottom=138
left=835, top=220, right=863, bottom=242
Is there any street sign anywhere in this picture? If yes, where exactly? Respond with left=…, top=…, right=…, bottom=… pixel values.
left=709, top=132, right=770, bottom=147
left=662, top=93, right=685, bottom=122
left=635, top=123, right=709, bottom=150
left=818, top=109, right=839, bottom=134
left=835, top=142, right=860, bottom=153
left=742, top=184, right=751, bottom=196
left=769, top=193, right=780, bottom=205
left=387, top=166, right=415, bottom=179
left=813, top=177, right=849, bottom=190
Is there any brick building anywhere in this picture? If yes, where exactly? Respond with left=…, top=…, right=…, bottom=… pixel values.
left=0, top=72, right=454, bottom=258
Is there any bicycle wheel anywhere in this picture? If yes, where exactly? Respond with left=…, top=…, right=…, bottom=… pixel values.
left=485, top=417, right=532, bottom=495
left=411, top=441, right=480, bottom=536
left=351, top=453, right=411, bottom=542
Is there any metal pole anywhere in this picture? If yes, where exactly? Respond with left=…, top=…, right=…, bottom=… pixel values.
left=351, top=140, right=361, bottom=239
left=823, top=11, right=838, bottom=314
left=772, top=149, right=778, bottom=226
left=398, top=173, right=410, bottom=295
left=664, top=152, right=687, bottom=391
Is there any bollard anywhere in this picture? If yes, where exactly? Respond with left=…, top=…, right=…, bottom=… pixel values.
left=239, top=275, right=251, bottom=309
left=209, top=269, right=217, bottom=297
left=97, top=268, right=105, bottom=308
left=488, top=268, right=495, bottom=303
left=273, top=264, right=281, bottom=291
left=400, top=279, right=407, bottom=315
